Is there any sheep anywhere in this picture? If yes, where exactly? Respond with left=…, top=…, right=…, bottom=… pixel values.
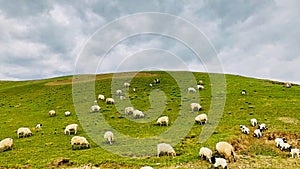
left=90, top=105, right=101, bottom=112
left=35, top=123, right=42, bottom=129
left=124, top=107, right=134, bottom=115
left=71, top=136, right=90, bottom=150
left=197, top=85, right=204, bottom=90
left=188, top=87, right=196, bottom=93
left=258, top=123, right=268, bottom=131
left=17, top=127, right=32, bottom=138
left=215, top=141, right=236, bottom=163
left=98, top=94, right=105, bottom=101
left=239, top=125, right=250, bottom=135
left=149, top=83, right=153, bottom=87
left=241, top=90, right=246, bottom=95
left=280, top=142, right=292, bottom=151
left=154, top=79, right=160, bottom=84
left=275, top=137, right=287, bottom=148
left=124, top=82, right=130, bottom=88
left=210, top=156, right=227, bottom=169
left=253, top=129, right=263, bottom=138
left=198, top=80, right=203, bottom=85
left=285, top=82, right=292, bottom=88
left=290, top=148, right=300, bottom=158
left=64, top=111, right=71, bottom=116
left=106, top=98, right=115, bottom=104
left=250, top=118, right=258, bottom=127
left=195, top=114, right=208, bottom=125
left=191, top=103, right=202, bottom=112
left=140, top=166, right=153, bottom=169
left=133, top=110, right=144, bottom=118
left=157, top=143, right=176, bottom=157
left=199, top=147, right=212, bottom=162
left=48, top=110, right=56, bottom=117
left=116, top=89, right=122, bottom=96
left=133, top=88, right=136, bottom=92
left=119, top=95, right=125, bottom=100
left=156, top=116, right=169, bottom=126
left=0, top=138, right=13, bottom=152
left=104, top=131, right=114, bottom=145
left=64, top=124, right=78, bottom=135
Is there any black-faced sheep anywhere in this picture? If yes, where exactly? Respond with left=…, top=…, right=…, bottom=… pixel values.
left=35, top=123, right=42, bottom=129
left=17, top=127, right=32, bottom=138
left=124, top=82, right=130, bottom=88
left=106, top=98, right=115, bottom=104
left=195, top=114, right=207, bottom=125
left=253, top=129, right=263, bottom=138
left=258, top=123, right=268, bottom=131
left=124, top=107, right=134, bottom=115
left=211, top=156, right=227, bottom=169
left=215, top=141, right=236, bottom=163
left=239, top=125, right=250, bottom=135
left=157, top=143, right=176, bottom=157
left=154, top=79, right=160, bottom=84
left=199, top=147, right=212, bottom=162
left=98, top=94, right=105, bottom=101
left=0, top=138, right=13, bottom=152
left=104, top=131, right=114, bottom=145
left=197, top=85, right=204, bottom=90
left=250, top=118, right=257, bottom=127
left=280, top=142, right=292, bottom=151
left=157, top=116, right=169, bottom=126
left=71, top=136, right=90, bottom=150
left=275, top=137, right=287, bottom=148
left=191, top=103, right=202, bottom=112
left=133, top=110, right=144, bottom=118
left=188, top=87, right=196, bottom=93
left=64, top=124, right=78, bottom=135
left=48, top=110, right=56, bottom=117
left=116, top=89, right=122, bottom=96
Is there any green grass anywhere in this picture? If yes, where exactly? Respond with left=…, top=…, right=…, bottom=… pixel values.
left=0, top=71, right=299, bottom=168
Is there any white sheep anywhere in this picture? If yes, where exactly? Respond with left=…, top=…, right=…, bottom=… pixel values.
left=291, top=148, right=300, bottom=158
left=198, top=80, right=203, bottom=85
left=280, top=142, right=292, bottom=151
left=285, top=82, right=292, bottom=88
left=195, top=114, right=208, bottom=125
left=275, top=137, right=287, bottom=148
left=64, top=111, right=71, bottom=116
left=241, top=90, right=246, bottom=95
left=98, top=94, right=105, bottom=101
left=71, top=136, right=90, bottom=150
left=157, top=143, right=176, bottom=157
left=210, top=156, right=227, bottom=169
left=157, top=116, right=169, bottom=126
left=90, top=105, right=101, bottom=112
left=258, top=123, right=268, bottom=131
left=0, top=138, right=13, bottom=152
left=17, top=127, right=32, bottom=138
left=104, top=131, right=114, bottom=145
left=48, top=110, right=56, bottom=117
left=197, top=85, right=204, bottom=90
left=216, top=141, right=236, bottom=162
left=119, top=95, right=125, bottom=100
left=250, top=118, right=258, bottom=127
left=64, top=124, right=78, bottom=135
left=133, top=88, right=136, bottom=92
left=239, top=125, right=250, bottom=135
left=124, top=107, right=134, bottom=115
left=154, top=79, right=160, bottom=84
left=188, top=87, right=196, bottom=93
left=140, top=166, right=153, bottom=169
left=106, top=98, right=115, bottom=104
left=149, top=83, right=153, bottom=87
left=191, top=103, right=202, bottom=112
left=133, top=110, right=144, bottom=118
left=253, top=129, right=263, bottom=138
left=116, top=89, right=122, bottom=96
left=199, top=147, right=212, bottom=162
left=35, top=124, right=42, bottom=129
left=124, top=82, right=130, bottom=88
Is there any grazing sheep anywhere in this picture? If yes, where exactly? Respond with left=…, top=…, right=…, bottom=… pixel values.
left=124, top=82, right=130, bottom=88
left=98, top=94, right=105, bottom=101
left=64, top=111, right=71, bottom=116
left=199, top=147, right=212, bottom=162
left=140, top=166, right=153, bottom=169
left=291, top=148, right=300, bottom=158
left=64, top=124, right=78, bottom=135
left=198, top=80, right=203, bottom=85
left=195, top=114, right=208, bottom=125
left=197, top=85, right=204, bottom=90
left=250, top=118, right=258, bottom=127
left=48, top=110, right=56, bottom=117
left=71, top=136, right=90, bottom=150
left=133, top=110, right=144, bottom=118
left=191, top=103, right=202, bottom=112
left=35, top=123, right=42, bottom=129
left=133, top=88, right=136, bottom=92
left=119, top=95, right=125, bottom=100
left=285, top=82, right=292, bottom=88
left=258, top=123, right=268, bottom=131
left=253, top=129, right=263, bottom=138
left=275, top=137, right=287, bottom=148
left=154, top=79, right=160, bottom=84
left=216, top=142, right=236, bottom=163
left=90, top=105, right=101, bottom=112
left=124, top=107, right=134, bottom=115
left=116, top=89, right=122, bottom=96
left=17, top=127, right=32, bottom=138
left=188, top=87, right=196, bottom=93
left=0, top=138, right=13, bottom=152
left=211, top=156, right=227, bottom=169
left=149, top=83, right=153, bottom=87
left=104, top=131, right=114, bottom=145
left=157, top=116, right=169, bottom=126
left=280, top=142, right=292, bottom=151
left=241, top=90, right=246, bottom=95
left=239, top=125, right=250, bottom=135
left=157, top=143, right=176, bottom=157
left=106, top=98, right=115, bottom=104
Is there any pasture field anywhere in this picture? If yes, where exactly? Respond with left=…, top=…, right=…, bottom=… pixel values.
left=0, top=71, right=299, bottom=168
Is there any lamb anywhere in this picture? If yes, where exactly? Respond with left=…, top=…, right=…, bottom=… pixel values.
left=64, top=124, right=78, bottom=135
left=133, top=110, right=144, bottom=118
left=239, top=125, right=250, bottom=135
left=156, top=116, right=169, bottom=126
left=90, top=105, right=101, bottom=112
left=17, top=127, right=32, bottom=138
left=157, top=143, right=176, bottom=157
left=35, top=123, right=42, bottom=129
left=191, top=103, right=202, bottom=112
left=104, top=131, right=114, bottom=145
left=188, top=87, right=196, bottom=93
left=106, top=98, right=115, bottom=104
left=116, top=89, right=122, bottom=96
left=140, top=166, right=153, bottom=169
left=195, top=114, right=208, bottom=125
left=258, top=123, right=268, bottom=131
left=124, top=82, right=130, bottom=88
left=290, top=148, right=300, bottom=158
left=48, top=110, right=56, bottom=117
left=199, top=147, right=212, bottom=162
left=0, top=138, right=13, bottom=152
left=64, top=111, right=71, bottom=116
left=280, top=142, right=292, bottom=151
left=197, top=85, right=204, bottom=90
left=253, top=129, right=263, bottom=138
left=215, top=141, right=236, bottom=163
left=210, top=156, right=227, bottom=169
left=124, top=107, right=134, bottom=115
left=71, top=136, right=90, bottom=150
left=250, top=118, right=258, bottom=127
left=98, top=94, right=105, bottom=101
left=275, top=137, right=287, bottom=148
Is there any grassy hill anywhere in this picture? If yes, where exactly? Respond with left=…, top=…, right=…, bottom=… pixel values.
left=0, top=71, right=299, bottom=168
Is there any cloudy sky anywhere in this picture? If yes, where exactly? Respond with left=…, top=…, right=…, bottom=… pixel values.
left=0, top=0, right=299, bottom=84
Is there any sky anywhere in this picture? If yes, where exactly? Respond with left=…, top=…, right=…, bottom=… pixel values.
left=0, top=0, right=299, bottom=84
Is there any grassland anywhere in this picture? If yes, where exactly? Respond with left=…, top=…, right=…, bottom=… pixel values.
left=0, top=71, right=299, bottom=168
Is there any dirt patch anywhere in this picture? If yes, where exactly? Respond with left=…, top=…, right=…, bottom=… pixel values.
left=46, top=158, right=71, bottom=168
left=45, top=72, right=158, bottom=86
